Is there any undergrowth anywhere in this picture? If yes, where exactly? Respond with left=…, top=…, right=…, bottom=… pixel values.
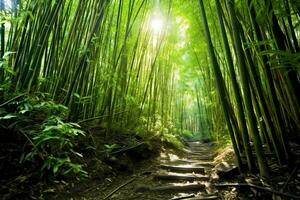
left=0, top=94, right=87, bottom=185
left=134, top=115, right=185, bottom=150
left=0, top=93, right=191, bottom=199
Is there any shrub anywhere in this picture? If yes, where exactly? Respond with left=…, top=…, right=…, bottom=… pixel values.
left=21, top=116, right=87, bottom=178
left=0, top=94, right=87, bottom=180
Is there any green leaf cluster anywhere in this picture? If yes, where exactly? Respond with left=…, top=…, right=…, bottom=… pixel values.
left=0, top=94, right=87, bottom=179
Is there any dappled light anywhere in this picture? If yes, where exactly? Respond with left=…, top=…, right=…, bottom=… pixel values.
left=160, top=151, right=180, bottom=162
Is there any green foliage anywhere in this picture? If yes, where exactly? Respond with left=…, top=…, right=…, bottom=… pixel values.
left=18, top=98, right=68, bottom=118
left=0, top=0, right=298, bottom=183
left=161, top=133, right=184, bottom=149
left=0, top=113, right=17, bottom=120
left=181, top=129, right=193, bottom=138
left=104, top=143, right=119, bottom=153
left=21, top=116, right=87, bottom=177
left=0, top=94, right=87, bottom=179
left=0, top=52, right=16, bottom=76
left=136, top=114, right=183, bottom=149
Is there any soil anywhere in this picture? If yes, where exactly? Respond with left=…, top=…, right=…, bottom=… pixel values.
left=56, top=140, right=300, bottom=200
left=46, top=141, right=249, bottom=200
left=2, top=125, right=300, bottom=200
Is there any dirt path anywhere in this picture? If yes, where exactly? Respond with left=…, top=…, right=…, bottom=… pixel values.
left=99, top=141, right=225, bottom=200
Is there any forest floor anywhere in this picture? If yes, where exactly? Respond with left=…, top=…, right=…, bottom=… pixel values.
left=2, top=124, right=300, bottom=200
left=47, top=139, right=300, bottom=200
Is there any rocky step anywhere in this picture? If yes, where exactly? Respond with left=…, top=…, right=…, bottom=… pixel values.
left=187, top=141, right=207, bottom=145
left=171, top=195, right=219, bottom=200
left=190, top=152, right=214, bottom=156
left=160, top=164, right=205, bottom=173
left=187, top=143, right=214, bottom=147
left=154, top=172, right=210, bottom=181
left=152, top=183, right=206, bottom=192
left=182, top=196, right=219, bottom=200
left=188, top=152, right=216, bottom=156
left=162, top=160, right=215, bottom=168
left=187, top=143, right=212, bottom=147
left=183, top=149, right=215, bottom=155
left=187, top=141, right=214, bottom=144
left=188, top=147, right=214, bottom=152
left=187, top=144, right=214, bottom=149
left=187, top=146, right=213, bottom=151
left=190, top=161, right=214, bottom=165
left=187, top=155, right=214, bottom=161
left=188, top=150, right=214, bottom=154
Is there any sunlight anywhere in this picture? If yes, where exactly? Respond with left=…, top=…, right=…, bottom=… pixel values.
left=150, top=16, right=164, bottom=33
left=169, top=153, right=179, bottom=161
left=2, top=0, right=12, bottom=10
left=149, top=11, right=165, bottom=46
left=175, top=17, right=189, bottom=48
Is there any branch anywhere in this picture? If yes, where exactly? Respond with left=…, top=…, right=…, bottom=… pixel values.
left=103, top=177, right=136, bottom=200
left=214, top=183, right=300, bottom=199
left=77, top=111, right=127, bottom=124
left=170, top=194, right=195, bottom=200
left=0, top=93, right=26, bottom=107
left=111, top=142, right=145, bottom=155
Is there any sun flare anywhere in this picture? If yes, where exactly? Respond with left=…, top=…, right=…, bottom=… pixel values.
left=150, top=16, right=164, bottom=33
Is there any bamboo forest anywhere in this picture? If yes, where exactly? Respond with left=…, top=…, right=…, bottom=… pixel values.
left=1, top=0, right=300, bottom=199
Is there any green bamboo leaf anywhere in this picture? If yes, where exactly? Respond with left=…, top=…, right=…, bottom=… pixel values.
left=53, top=165, right=59, bottom=174
left=0, top=114, right=17, bottom=120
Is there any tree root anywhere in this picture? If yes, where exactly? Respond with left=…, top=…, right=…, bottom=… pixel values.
left=103, top=177, right=136, bottom=200
left=214, top=183, right=300, bottom=199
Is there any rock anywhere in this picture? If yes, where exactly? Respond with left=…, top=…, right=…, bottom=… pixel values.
left=160, top=164, right=205, bottom=173
left=215, top=162, right=239, bottom=179
left=152, top=183, right=205, bottom=192
left=154, top=172, right=210, bottom=181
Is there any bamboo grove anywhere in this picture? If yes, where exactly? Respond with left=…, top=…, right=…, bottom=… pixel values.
left=1, top=0, right=300, bottom=177
left=0, top=0, right=213, bottom=144
left=199, top=0, right=300, bottom=177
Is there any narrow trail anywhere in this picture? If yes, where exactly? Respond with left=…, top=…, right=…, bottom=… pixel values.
left=144, top=141, right=219, bottom=200
left=102, top=141, right=228, bottom=200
